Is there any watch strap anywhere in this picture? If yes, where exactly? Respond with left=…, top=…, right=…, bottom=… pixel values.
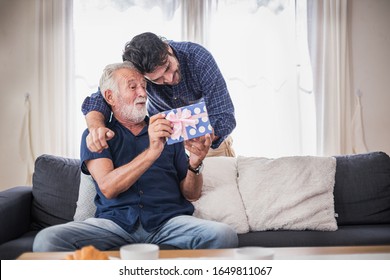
left=188, top=161, right=203, bottom=175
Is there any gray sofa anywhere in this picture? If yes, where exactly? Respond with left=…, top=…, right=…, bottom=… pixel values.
left=1, top=152, right=390, bottom=260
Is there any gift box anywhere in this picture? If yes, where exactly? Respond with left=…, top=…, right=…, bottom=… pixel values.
left=163, top=101, right=213, bottom=145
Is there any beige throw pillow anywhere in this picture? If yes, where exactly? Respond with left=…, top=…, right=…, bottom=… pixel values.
left=237, top=156, right=338, bottom=231
left=192, top=157, right=249, bottom=234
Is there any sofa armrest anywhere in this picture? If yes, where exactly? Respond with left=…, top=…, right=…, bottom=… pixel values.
left=0, top=186, right=32, bottom=244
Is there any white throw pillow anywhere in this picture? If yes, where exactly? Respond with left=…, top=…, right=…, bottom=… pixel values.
left=192, top=157, right=249, bottom=234
left=73, top=172, right=97, bottom=221
left=237, top=156, right=338, bottom=231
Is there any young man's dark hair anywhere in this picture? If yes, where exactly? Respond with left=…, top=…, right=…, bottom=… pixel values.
left=122, top=32, right=169, bottom=74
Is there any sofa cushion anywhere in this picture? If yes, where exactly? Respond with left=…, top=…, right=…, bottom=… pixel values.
left=31, top=154, right=81, bottom=230
left=192, top=157, right=249, bottom=233
left=334, top=151, right=390, bottom=225
left=237, top=156, right=338, bottom=231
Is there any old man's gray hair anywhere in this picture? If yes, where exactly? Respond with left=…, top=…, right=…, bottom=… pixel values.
left=99, top=61, right=137, bottom=97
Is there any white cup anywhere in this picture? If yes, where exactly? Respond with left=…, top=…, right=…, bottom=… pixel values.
left=120, top=243, right=159, bottom=260
left=234, top=247, right=274, bottom=260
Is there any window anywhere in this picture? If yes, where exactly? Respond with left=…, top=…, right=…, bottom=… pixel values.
left=206, top=0, right=314, bottom=157
left=71, top=0, right=313, bottom=158
left=71, top=0, right=182, bottom=157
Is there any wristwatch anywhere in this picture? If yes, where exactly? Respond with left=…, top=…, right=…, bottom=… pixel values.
left=188, top=161, right=204, bottom=175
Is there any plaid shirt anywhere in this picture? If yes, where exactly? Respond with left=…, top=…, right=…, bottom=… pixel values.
left=81, top=41, right=236, bottom=148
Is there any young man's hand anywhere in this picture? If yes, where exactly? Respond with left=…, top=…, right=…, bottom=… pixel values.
left=85, top=111, right=115, bottom=153
left=86, top=127, right=115, bottom=153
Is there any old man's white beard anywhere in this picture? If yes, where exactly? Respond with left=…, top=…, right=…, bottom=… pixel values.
left=119, top=98, right=147, bottom=123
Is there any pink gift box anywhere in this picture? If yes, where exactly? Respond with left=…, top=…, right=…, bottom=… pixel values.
left=163, top=101, right=213, bottom=145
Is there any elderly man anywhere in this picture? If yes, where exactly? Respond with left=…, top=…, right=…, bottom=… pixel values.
left=33, top=62, right=238, bottom=252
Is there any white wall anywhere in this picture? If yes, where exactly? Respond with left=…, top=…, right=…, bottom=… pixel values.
left=0, top=0, right=389, bottom=191
left=349, top=0, right=390, bottom=154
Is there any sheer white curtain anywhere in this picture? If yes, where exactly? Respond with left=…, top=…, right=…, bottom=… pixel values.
left=206, top=0, right=315, bottom=157
left=34, top=0, right=73, bottom=157
left=20, top=0, right=73, bottom=184
left=181, top=0, right=214, bottom=45
left=307, top=0, right=358, bottom=156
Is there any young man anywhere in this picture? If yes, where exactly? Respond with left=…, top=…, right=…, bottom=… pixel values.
left=33, top=62, right=238, bottom=252
left=82, top=32, right=236, bottom=157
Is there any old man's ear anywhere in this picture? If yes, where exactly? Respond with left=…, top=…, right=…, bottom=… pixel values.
left=103, top=89, right=115, bottom=106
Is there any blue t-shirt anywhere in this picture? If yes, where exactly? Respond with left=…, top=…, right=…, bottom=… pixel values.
left=80, top=116, right=194, bottom=233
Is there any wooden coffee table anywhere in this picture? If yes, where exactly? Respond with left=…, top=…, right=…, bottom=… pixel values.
left=16, top=245, right=390, bottom=260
